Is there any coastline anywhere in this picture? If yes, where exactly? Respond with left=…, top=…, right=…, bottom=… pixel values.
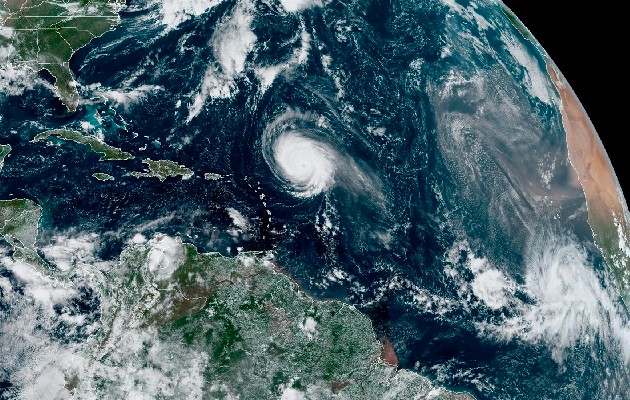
left=547, top=61, right=630, bottom=305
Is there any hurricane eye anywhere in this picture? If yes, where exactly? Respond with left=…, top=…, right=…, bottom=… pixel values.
left=271, top=131, right=337, bottom=198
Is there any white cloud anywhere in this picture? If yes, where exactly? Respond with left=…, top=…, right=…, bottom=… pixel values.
left=135, top=215, right=176, bottom=233
left=188, top=2, right=315, bottom=121
left=92, top=84, right=163, bottom=111
left=471, top=268, right=515, bottom=310
left=474, top=236, right=630, bottom=364
left=299, top=316, right=318, bottom=339
left=41, top=233, right=103, bottom=272
left=2, top=256, right=77, bottom=312
left=161, top=0, right=224, bottom=28
left=501, top=31, right=555, bottom=105
left=145, top=235, right=184, bottom=281
left=0, top=255, right=98, bottom=400
left=130, top=233, right=147, bottom=244
left=187, top=0, right=256, bottom=120
left=278, top=0, right=322, bottom=13
left=227, top=207, right=250, bottom=232
left=0, top=65, right=50, bottom=97
left=443, top=236, right=630, bottom=364
left=281, top=387, right=307, bottom=400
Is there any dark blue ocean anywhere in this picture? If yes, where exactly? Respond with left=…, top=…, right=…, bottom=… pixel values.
left=1, top=0, right=628, bottom=398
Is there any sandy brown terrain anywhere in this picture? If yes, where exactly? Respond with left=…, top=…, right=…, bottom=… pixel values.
left=547, top=66, right=623, bottom=224
left=547, top=60, right=630, bottom=301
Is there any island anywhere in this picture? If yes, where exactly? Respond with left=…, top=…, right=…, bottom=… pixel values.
left=131, top=159, right=194, bottom=181
left=0, top=0, right=125, bottom=111
left=0, top=144, right=11, bottom=171
left=32, top=129, right=133, bottom=161
left=92, top=172, right=114, bottom=181
left=204, top=172, right=222, bottom=180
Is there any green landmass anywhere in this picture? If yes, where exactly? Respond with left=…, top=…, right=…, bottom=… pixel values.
left=0, top=144, right=11, bottom=172
left=590, top=216, right=630, bottom=305
left=132, top=159, right=194, bottom=181
left=0, top=200, right=472, bottom=398
left=0, top=0, right=125, bottom=111
left=32, top=129, right=133, bottom=161
left=0, top=198, right=47, bottom=268
left=92, top=172, right=114, bottom=181
left=204, top=172, right=222, bottom=180
left=84, top=236, right=472, bottom=399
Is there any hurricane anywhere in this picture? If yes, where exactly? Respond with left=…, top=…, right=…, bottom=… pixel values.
left=262, top=109, right=382, bottom=201
left=2, top=0, right=630, bottom=398
left=272, top=130, right=337, bottom=198
left=263, top=109, right=351, bottom=198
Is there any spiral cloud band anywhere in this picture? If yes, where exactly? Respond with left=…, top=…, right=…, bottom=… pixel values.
left=261, top=110, right=341, bottom=198
left=272, top=131, right=337, bottom=198
left=262, top=109, right=381, bottom=199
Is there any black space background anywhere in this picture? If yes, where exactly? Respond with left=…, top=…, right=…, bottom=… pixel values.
left=501, top=1, right=628, bottom=195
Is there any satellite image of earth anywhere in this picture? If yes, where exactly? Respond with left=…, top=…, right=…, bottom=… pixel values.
left=1, top=0, right=629, bottom=399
